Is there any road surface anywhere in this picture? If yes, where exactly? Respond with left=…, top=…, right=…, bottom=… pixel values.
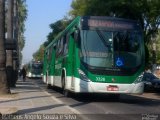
left=31, top=78, right=160, bottom=120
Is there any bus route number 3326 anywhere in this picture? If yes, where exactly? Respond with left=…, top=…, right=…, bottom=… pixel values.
left=96, top=77, right=105, bottom=82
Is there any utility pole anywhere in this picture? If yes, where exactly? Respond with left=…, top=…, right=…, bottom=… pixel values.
left=0, top=0, right=10, bottom=94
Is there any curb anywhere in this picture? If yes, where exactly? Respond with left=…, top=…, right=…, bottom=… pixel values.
left=0, top=107, right=18, bottom=114
left=0, top=107, right=18, bottom=120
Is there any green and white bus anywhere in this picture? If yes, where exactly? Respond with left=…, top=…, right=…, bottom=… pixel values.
left=27, top=61, right=43, bottom=78
left=43, top=16, right=145, bottom=96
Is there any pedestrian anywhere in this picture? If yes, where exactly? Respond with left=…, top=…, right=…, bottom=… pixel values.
left=21, top=66, right=26, bottom=82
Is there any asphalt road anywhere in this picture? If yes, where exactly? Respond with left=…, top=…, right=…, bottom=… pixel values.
left=31, top=78, right=160, bottom=120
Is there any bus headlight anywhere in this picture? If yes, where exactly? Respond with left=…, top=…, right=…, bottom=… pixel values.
left=28, top=72, right=32, bottom=77
left=134, top=72, right=144, bottom=83
left=78, top=69, right=91, bottom=82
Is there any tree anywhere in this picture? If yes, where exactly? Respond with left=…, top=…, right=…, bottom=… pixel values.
left=33, top=17, right=71, bottom=61
left=4, top=0, right=27, bottom=87
left=44, top=18, right=71, bottom=47
left=156, top=30, right=160, bottom=64
left=17, top=0, right=27, bottom=65
left=0, top=0, right=10, bottom=94
left=6, top=0, right=14, bottom=87
left=32, top=45, right=45, bottom=61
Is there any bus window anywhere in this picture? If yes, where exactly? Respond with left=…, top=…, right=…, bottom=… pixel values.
left=63, top=34, right=69, bottom=56
left=56, top=38, right=64, bottom=57
left=56, top=41, right=59, bottom=57
left=49, top=47, right=53, bottom=61
left=113, top=31, right=140, bottom=53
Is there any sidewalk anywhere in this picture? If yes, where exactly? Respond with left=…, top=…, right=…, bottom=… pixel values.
left=0, top=78, right=77, bottom=115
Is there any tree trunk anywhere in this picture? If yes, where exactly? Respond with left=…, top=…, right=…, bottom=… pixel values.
left=13, top=0, right=19, bottom=83
left=6, top=0, right=14, bottom=87
left=0, top=0, right=10, bottom=94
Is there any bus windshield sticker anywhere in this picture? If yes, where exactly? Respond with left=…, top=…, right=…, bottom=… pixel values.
left=116, top=57, right=124, bottom=67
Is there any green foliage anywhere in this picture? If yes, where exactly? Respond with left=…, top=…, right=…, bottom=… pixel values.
left=145, top=44, right=150, bottom=66
left=18, top=0, right=27, bottom=33
left=44, top=20, right=64, bottom=47
left=32, top=45, right=45, bottom=61
left=70, top=0, right=140, bottom=18
left=33, top=18, right=71, bottom=61
left=16, top=0, right=27, bottom=65
left=156, top=30, right=160, bottom=64
left=18, top=0, right=27, bottom=51
left=43, top=18, right=71, bottom=47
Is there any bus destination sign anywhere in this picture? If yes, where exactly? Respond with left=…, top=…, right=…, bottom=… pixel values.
left=88, top=19, right=134, bottom=29
left=81, top=17, right=139, bottom=30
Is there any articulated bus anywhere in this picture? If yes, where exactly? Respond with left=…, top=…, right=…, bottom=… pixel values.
left=27, top=61, right=43, bottom=78
left=43, top=16, right=145, bottom=97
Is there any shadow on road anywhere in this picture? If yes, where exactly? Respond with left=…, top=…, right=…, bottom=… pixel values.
left=33, top=79, right=160, bottom=107
left=70, top=93, right=160, bottom=107
left=17, top=104, right=65, bottom=114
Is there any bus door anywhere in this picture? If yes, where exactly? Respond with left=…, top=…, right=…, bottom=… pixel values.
left=55, top=38, right=64, bottom=87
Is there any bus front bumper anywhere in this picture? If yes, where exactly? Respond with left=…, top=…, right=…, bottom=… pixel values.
left=73, top=78, right=144, bottom=94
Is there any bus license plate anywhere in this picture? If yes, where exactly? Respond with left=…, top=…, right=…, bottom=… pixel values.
left=107, top=85, right=119, bottom=91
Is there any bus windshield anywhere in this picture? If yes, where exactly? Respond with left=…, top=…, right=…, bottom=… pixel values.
left=80, top=30, right=143, bottom=69
left=31, top=63, right=43, bottom=74
left=32, top=63, right=43, bottom=69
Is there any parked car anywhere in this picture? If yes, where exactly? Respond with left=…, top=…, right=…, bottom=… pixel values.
left=142, top=72, right=160, bottom=92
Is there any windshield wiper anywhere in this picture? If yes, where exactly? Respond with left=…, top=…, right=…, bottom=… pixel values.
left=96, top=30, right=111, bottom=51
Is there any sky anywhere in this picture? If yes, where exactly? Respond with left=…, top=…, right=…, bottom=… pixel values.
left=22, top=0, right=73, bottom=64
